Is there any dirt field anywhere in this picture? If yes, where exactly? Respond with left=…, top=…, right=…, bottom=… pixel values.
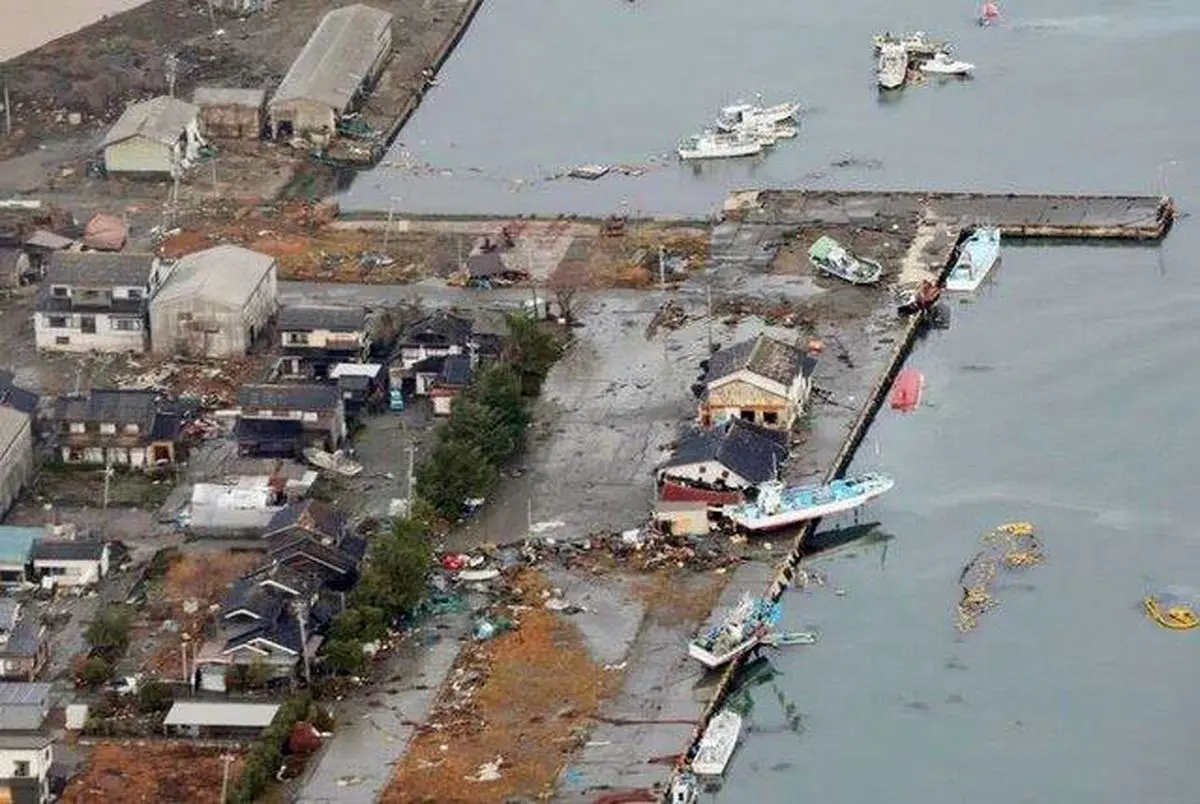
left=380, top=570, right=618, bottom=803
left=61, top=741, right=244, bottom=803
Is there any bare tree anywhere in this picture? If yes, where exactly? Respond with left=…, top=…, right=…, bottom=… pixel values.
left=546, top=258, right=591, bottom=323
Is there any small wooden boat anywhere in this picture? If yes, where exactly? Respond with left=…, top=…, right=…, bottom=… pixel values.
left=890, top=368, right=924, bottom=412
left=919, top=52, right=976, bottom=76
left=877, top=42, right=909, bottom=90
left=692, top=710, right=742, bottom=776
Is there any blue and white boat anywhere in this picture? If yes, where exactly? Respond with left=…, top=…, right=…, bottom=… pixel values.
left=945, top=226, right=1002, bottom=292
left=728, top=473, right=895, bottom=532
left=688, top=594, right=781, bottom=669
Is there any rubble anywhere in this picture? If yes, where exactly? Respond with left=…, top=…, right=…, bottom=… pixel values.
left=61, top=742, right=243, bottom=803
left=956, top=522, right=1044, bottom=633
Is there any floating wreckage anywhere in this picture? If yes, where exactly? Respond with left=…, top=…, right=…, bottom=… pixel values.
left=1144, top=587, right=1200, bottom=631
left=956, top=521, right=1044, bottom=633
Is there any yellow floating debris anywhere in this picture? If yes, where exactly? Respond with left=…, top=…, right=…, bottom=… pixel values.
left=956, top=522, right=1043, bottom=633
left=1144, top=597, right=1200, bottom=631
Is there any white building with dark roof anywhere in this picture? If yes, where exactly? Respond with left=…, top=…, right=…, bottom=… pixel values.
left=268, top=4, right=394, bottom=139
left=0, top=682, right=53, bottom=804
left=101, top=96, right=202, bottom=175
left=149, top=245, right=278, bottom=358
left=30, top=539, right=110, bottom=587
left=699, top=333, right=818, bottom=430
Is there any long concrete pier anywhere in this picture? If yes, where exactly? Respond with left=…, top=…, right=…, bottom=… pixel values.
left=723, top=189, right=1175, bottom=240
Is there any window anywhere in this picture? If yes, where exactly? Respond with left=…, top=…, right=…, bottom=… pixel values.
left=14, top=760, right=30, bottom=777
left=127, top=288, right=143, bottom=300
left=56, top=336, right=70, bottom=345
left=763, top=411, right=779, bottom=425
left=68, top=422, right=85, bottom=434
left=48, top=315, right=69, bottom=328
left=286, top=332, right=309, bottom=345
left=99, top=423, right=116, bottom=435
left=111, top=318, right=142, bottom=331
left=51, top=285, right=69, bottom=297
left=739, top=410, right=755, bottom=422
left=124, top=423, right=140, bottom=435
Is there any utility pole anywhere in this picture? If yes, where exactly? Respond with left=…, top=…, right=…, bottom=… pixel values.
left=405, top=444, right=416, bottom=508
left=205, top=0, right=217, bottom=34
left=164, top=53, right=178, bottom=98
left=210, top=157, right=217, bottom=194
left=2, top=77, right=11, bottom=137
left=705, top=281, right=714, bottom=353
left=102, top=456, right=113, bottom=509
left=220, top=753, right=234, bottom=803
left=180, top=636, right=190, bottom=686
left=526, top=496, right=533, bottom=534
left=293, top=600, right=312, bottom=687
left=658, top=245, right=666, bottom=291
left=383, top=196, right=401, bottom=249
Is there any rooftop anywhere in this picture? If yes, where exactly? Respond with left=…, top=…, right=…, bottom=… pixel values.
left=437, top=354, right=473, bottom=388
left=163, top=701, right=280, bottom=729
left=238, top=384, right=341, bottom=410
left=0, top=371, right=38, bottom=416
left=53, top=389, right=160, bottom=428
left=264, top=499, right=345, bottom=539
left=0, top=526, right=42, bottom=566
left=31, top=538, right=107, bottom=563
left=659, top=419, right=789, bottom=486
left=278, top=304, right=366, bottom=332
left=704, top=333, right=814, bottom=387
left=192, top=87, right=267, bottom=108
left=152, top=245, right=276, bottom=308
left=269, top=4, right=394, bottom=111
left=45, top=251, right=156, bottom=287
left=0, top=682, right=52, bottom=707
left=397, top=310, right=474, bottom=348
left=101, top=96, right=199, bottom=149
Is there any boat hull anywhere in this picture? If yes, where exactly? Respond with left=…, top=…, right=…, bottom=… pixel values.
left=678, top=142, right=762, bottom=160
left=890, top=368, right=924, bottom=411
left=945, top=229, right=1002, bottom=291
left=716, top=102, right=800, bottom=132
left=730, top=478, right=894, bottom=531
left=811, top=256, right=884, bottom=285
left=687, top=637, right=761, bottom=669
left=692, top=711, right=743, bottom=776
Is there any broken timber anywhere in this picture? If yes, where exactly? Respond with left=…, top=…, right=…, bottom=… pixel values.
left=723, top=189, right=1175, bottom=240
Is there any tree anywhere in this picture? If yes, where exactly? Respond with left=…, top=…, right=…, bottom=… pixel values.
left=80, top=657, right=112, bottom=688
left=546, top=259, right=591, bottom=323
left=466, top=363, right=528, bottom=438
left=85, top=604, right=134, bottom=654
left=443, top=397, right=517, bottom=466
left=351, top=518, right=433, bottom=619
left=328, top=606, right=389, bottom=644
left=415, top=440, right=497, bottom=520
left=136, top=680, right=175, bottom=714
left=323, top=639, right=369, bottom=675
left=503, top=313, right=564, bottom=394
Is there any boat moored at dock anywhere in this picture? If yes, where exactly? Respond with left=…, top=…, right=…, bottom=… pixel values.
left=945, top=226, right=1002, bottom=291
left=727, top=473, right=895, bottom=531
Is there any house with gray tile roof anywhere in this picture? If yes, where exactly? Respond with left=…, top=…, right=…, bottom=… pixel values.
left=236, top=384, right=346, bottom=455
left=699, top=333, right=818, bottom=431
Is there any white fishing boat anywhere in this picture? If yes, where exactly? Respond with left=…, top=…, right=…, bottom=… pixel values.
left=677, top=129, right=763, bottom=161
left=739, top=121, right=799, bottom=145
left=872, top=31, right=951, bottom=57
left=716, top=96, right=800, bottom=132
left=808, top=235, right=884, bottom=284
left=877, top=42, right=909, bottom=90
left=920, top=52, right=975, bottom=76
left=944, top=226, right=1002, bottom=291
left=692, top=710, right=743, bottom=776
left=728, top=473, right=895, bottom=532
left=688, top=593, right=780, bottom=669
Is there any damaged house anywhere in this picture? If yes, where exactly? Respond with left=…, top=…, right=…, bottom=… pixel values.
left=257, top=500, right=364, bottom=588
left=149, top=245, right=278, bottom=358
left=235, top=384, right=346, bottom=457
left=192, top=87, right=267, bottom=139
left=267, top=4, right=394, bottom=140
left=657, top=418, right=790, bottom=502
left=101, top=96, right=203, bottom=176
left=0, top=375, right=36, bottom=520
left=698, top=333, right=818, bottom=431
left=51, top=389, right=181, bottom=468
left=0, top=682, right=54, bottom=804
left=276, top=305, right=370, bottom=380
left=0, top=600, right=48, bottom=681
left=390, top=310, right=476, bottom=399
left=35, top=252, right=166, bottom=353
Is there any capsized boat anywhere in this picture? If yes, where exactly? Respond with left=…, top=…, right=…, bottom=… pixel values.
left=890, top=367, right=924, bottom=412
left=728, top=473, right=895, bottom=532
left=872, top=31, right=951, bottom=57
left=920, top=52, right=975, bottom=76
left=945, top=226, right=1002, bottom=291
left=809, top=235, right=884, bottom=285
left=677, top=129, right=763, bottom=161
left=692, top=709, right=743, bottom=776
left=877, top=42, right=909, bottom=90
left=716, top=96, right=800, bottom=132
left=688, top=593, right=781, bottom=669
left=1144, top=588, right=1200, bottom=630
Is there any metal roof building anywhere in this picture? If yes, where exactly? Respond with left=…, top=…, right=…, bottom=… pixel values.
left=163, top=701, right=281, bottom=738
left=149, top=245, right=278, bottom=358
left=101, top=96, right=202, bottom=174
left=268, top=4, right=394, bottom=138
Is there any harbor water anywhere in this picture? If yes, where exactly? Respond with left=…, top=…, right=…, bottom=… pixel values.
left=340, top=0, right=1199, bottom=800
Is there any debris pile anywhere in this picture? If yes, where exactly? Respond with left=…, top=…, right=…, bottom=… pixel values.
left=645, top=300, right=689, bottom=338
left=112, top=355, right=264, bottom=409
left=61, top=742, right=243, bottom=803
left=715, top=296, right=817, bottom=330
left=956, top=521, right=1043, bottom=633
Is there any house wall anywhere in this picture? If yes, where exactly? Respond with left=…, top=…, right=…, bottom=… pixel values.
left=657, top=460, right=751, bottom=491
left=239, top=402, right=345, bottom=447
left=0, top=744, right=52, bottom=802
left=702, top=374, right=794, bottom=430
left=279, top=328, right=365, bottom=352
left=270, top=98, right=336, bottom=139
left=35, top=554, right=109, bottom=586
left=104, top=135, right=175, bottom=174
left=59, top=441, right=175, bottom=468
left=399, top=344, right=461, bottom=370
left=198, top=105, right=263, bottom=139
left=0, top=414, right=33, bottom=519
left=654, top=505, right=709, bottom=536
left=431, top=392, right=455, bottom=417
left=34, top=311, right=145, bottom=353
left=150, top=268, right=275, bottom=358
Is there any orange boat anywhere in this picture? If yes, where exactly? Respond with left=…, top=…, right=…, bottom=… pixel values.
left=890, top=368, right=924, bottom=412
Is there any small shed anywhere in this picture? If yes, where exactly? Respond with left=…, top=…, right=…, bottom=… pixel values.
left=653, top=501, right=710, bottom=536
left=101, top=96, right=202, bottom=175
left=193, top=88, right=267, bottom=139
left=163, top=701, right=281, bottom=740
left=30, top=539, right=110, bottom=587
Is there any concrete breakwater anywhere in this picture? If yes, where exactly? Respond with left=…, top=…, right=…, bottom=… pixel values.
left=668, top=188, right=1176, bottom=800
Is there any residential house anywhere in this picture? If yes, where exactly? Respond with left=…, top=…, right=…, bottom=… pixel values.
left=464, top=251, right=528, bottom=287
left=328, top=363, right=386, bottom=417
left=0, top=528, right=39, bottom=587
left=51, top=389, right=181, bottom=467
left=259, top=500, right=364, bottom=588
left=19, top=231, right=73, bottom=280
left=0, top=682, right=54, bottom=804
left=29, top=539, right=110, bottom=588
left=430, top=355, right=472, bottom=417
left=192, top=88, right=267, bottom=139
left=0, top=405, right=34, bottom=521
left=163, top=702, right=282, bottom=740
left=657, top=419, right=790, bottom=492
left=35, top=252, right=165, bottom=353
left=276, top=305, right=370, bottom=380
left=235, top=385, right=345, bottom=456
left=698, top=334, right=818, bottom=431
left=0, top=601, right=48, bottom=681
left=267, top=4, right=394, bottom=140
left=101, top=96, right=203, bottom=175
left=393, top=310, right=474, bottom=371
left=149, top=245, right=278, bottom=358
